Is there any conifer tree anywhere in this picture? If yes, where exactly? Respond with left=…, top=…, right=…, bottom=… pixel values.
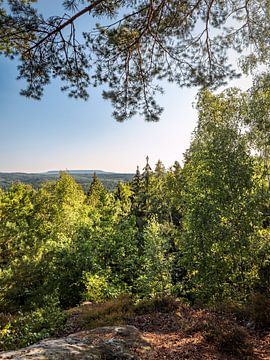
left=154, top=159, right=166, bottom=176
left=147, top=159, right=167, bottom=222
left=142, top=155, right=152, bottom=187
left=86, top=172, right=107, bottom=207
left=130, top=157, right=154, bottom=231
left=165, top=161, right=183, bottom=226
left=130, top=165, right=144, bottom=230
left=131, top=166, right=142, bottom=195
left=136, top=218, right=173, bottom=298
left=115, top=181, right=133, bottom=214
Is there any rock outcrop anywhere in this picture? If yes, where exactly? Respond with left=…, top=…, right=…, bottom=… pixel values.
left=0, top=325, right=150, bottom=360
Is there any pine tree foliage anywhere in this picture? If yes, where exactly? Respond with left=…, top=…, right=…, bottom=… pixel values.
left=2, top=0, right=270, bottom=121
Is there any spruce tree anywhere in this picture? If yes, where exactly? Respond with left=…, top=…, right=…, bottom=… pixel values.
left=86, top=172, right=107, bottom=207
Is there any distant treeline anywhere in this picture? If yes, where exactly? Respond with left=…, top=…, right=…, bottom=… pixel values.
left=0, top=172, right=134, bottom=192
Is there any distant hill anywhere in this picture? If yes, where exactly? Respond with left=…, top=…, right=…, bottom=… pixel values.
left=0, top=171, right=134, bottom=192
left=46, top=170, right=111, bottom=175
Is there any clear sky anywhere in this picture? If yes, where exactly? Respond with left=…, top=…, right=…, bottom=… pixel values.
left=0, top=2, right=252, bottom=173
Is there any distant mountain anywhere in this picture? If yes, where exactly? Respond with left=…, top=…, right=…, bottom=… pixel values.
left=0, top=171, right=134, bottom=192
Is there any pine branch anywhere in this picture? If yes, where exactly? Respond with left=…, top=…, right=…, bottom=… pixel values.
left=25, top=0, right=104, bottom=53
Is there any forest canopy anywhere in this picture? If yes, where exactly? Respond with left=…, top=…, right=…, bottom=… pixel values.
left=0, top=83, right=269, bottom=349
left=1, top=1, right=270, bottom=353
left=1, top=0, right=270, bottom=120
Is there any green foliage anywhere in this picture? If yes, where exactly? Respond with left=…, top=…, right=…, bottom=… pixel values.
left=83, top=273, right=110, bottom=303
left=0, top=84, right=270, bottom=349
left=83, top=272, right=127, bottom=303
left=0, top=172, right=87, bottom=311
left=135, top=218, right=173, bottom=298
left=0, top=171, right=133, bottom=192
left=246, top=74, right=270, bottom=189
left=115, top=181, right=133, bottom=213
left=180, top=89, right=265, bottom=303
left=86, top=173, right=108, bottom=207
left=0, top=299, right=65, bottom=351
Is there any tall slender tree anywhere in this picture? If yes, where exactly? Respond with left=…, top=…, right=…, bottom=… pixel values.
left=180, top=89, right=260, bottom=303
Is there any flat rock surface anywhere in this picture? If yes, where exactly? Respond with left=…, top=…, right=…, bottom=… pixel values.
left=0, top=326, right=150, bottom=360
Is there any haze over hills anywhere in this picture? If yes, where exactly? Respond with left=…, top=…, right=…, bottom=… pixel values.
left=0, top=170, right=134, bottom=192
left=46, top=170, right=113, bottom=175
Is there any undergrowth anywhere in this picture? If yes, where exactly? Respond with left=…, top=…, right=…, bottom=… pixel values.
left=66, top=295, right=255, bottom=358
left=1, top=293, right=268, bottom=357
left=0, top=304, right=66, bottom=351
left=67, top=295, right=179, bottom=330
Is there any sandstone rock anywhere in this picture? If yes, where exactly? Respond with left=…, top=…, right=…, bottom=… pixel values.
left=0, top=326, right=150, bottom=360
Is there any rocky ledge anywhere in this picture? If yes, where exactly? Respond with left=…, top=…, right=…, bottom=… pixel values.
left=0, top=325, right=151, bottom=360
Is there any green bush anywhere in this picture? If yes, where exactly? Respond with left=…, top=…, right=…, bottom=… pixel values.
left=82, top=272, right=128, bottom=303
left=0, top=304, right=66, bottom=351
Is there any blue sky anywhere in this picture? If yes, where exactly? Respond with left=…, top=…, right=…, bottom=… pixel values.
left=0, top=2, right=251, bottom=173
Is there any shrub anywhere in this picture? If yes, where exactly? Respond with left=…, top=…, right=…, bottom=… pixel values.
left=76, top=295, right=134, bottom=329
left=0, top=304, right=66, bottom=351
left=203, top=320, right=253, bottom=358
left=134, top=296, right=179, bottom=315
left=82, top=272, right=128, bottom=303
left=68, top=295, right=179, bottom=331
left=217, top=326, right=253, bottom=357
left=246, top=293, right=270, bottom=329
